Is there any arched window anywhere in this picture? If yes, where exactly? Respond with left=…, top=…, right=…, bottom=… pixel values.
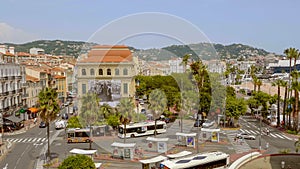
left=90, top=68, right=95, bottom=76
left=115, top=68, right=119, bottom=75
left=107, top=69, right=111, bottom=75
left=99, top=69, right=103, bottom=75
left=123, top=68, right=128, bottom=75
left=81, top=69, right=86, bottom=76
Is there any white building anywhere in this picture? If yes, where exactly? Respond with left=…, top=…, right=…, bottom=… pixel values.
left=29, top=48, right=45, bottom=55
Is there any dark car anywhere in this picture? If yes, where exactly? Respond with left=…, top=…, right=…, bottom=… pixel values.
left=39, top=121, right=47, bottom=128
left=194, top=119, right=204, bottom=127
left=62, top=113, right=69, bottom=120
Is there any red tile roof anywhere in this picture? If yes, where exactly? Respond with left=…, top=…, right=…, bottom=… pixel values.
left=79, top=45, right=132, bottom=63
left=26, top=75, right=39, bottom=82
left=53, top=75, right=65, bottom=79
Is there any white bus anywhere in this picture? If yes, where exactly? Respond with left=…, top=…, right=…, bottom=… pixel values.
left=118, top=121, right=167, bottom=138
left=161, top=151, right=230, bottom=169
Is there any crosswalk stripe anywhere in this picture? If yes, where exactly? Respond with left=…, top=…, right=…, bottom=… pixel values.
left=22, top=138, right=28, bottom=142
left=17, top=139, right=23, bottom=142
left=270, top=133, right=277, bottom=138
left=275, top=133, right=284, bottom=139
left=37, top=138, right=42, bottom=142
left=243, top=129, right=250, bottom=133
left=27, top=138, right=33, bottom=142
left=249, top=130, right=257, bottom=135
left=281, top=135, right=292, bottom=140
left=32, top=138, right=37, bottom=142
left=41, top=138, right=47, bottom=142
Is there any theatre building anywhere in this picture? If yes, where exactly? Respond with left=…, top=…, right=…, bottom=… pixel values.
left=76, top=45, right=138, bottom=109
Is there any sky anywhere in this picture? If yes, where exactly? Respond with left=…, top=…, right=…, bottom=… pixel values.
left=0, top=0, right=299, bottom=54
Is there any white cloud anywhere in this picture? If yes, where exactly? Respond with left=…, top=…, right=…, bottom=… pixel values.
left=0, top=22, right=39, bottom=43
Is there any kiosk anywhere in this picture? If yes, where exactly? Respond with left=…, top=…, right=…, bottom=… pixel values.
left=139, top=155, right=167, bottom=169
left=146, top=137, right=169, bottom=153
left=200, top=128, right=220, bottom=142
left=175, top=132, right=197, bottom=148
left=111, top=142, right=136, bottom=160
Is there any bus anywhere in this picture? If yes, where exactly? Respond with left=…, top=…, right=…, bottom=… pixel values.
left=118, top=121, right=167, bottom=138
left=67, top=128, right=92, bottom=143
left=161, top=151, right=230, bottom=169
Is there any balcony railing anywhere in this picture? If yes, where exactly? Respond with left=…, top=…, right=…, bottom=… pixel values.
left=22, top=93, right=29, bottom=98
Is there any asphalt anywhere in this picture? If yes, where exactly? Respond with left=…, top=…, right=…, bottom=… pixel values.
left=2, top=118, right=300, bottom=169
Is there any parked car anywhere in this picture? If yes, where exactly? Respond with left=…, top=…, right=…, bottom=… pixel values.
left=202, top=120, right=215, bottom=128
left=194, top=119, right=204, bottom=127
left=236, top=132, right=256, bottom=140
left=39, top=121, right=47, bottom=128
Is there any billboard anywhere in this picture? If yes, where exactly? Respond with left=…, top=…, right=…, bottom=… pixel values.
left=88, top=80, right=121, bottom=103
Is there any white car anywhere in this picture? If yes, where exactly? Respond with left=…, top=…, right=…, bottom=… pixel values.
left=202, top=120, right=215, bottom=128
left=55, top=120, right=67, bottom=130
left=236, top=132, right=256, bottom=140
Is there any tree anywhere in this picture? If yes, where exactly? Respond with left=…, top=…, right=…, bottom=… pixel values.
left=226, top=97, right=247, bottom=127
left=80, top=92, right=100, bottom=149
left=100, top=103, right=113, bottom=119
left=295, top=138, right=300, bottom=153
left=67, top=116, right=82, bottom=128
left=281, top=81, right=288, bottom=128
left=148, top=89, right=167, bottom=137
left=181, top=54, right=191, bottom=72
left=58, top=154, right=96, bottom=169
left=38, top=87, right=60, bottom=159
left=272, top=79, right=283, bottom=127
left=291, top=70, right=300, bottom=131
left=117, top=97, right=135, bottom=143
left=257, top=79, right=262, bottom=92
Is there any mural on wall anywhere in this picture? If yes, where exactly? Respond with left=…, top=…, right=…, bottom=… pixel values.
left=88, top=80, right=121, bottom=103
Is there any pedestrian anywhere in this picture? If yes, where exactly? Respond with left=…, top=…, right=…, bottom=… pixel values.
left=34, top=117, right=37, bottom=124
left=266, top=142, right=269, bottom=149
left=179, top=120, right=181, bottom=127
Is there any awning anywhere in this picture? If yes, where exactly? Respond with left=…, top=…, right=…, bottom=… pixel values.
left=28, top=107, right=39, bottom=113
left=111, top=142, right=136, bottom=148
left=146, top=137, right=169, bottom=142
left=176, top=132, right=197, bottom=137
left=4, top=116, right=24, bottom=123
left=139, top=155, right=167, bottom=164
left=69, top=148, right=97, bottom=155
left=94, top=163, right=102, bottom=168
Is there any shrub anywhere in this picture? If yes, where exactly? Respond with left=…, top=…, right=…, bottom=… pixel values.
left=58, top=154, right=96, bottom=169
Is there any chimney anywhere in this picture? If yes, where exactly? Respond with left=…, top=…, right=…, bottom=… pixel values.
left=0, top=45, right=7, bottom=54
left=9, top=47, right=15, bottom=55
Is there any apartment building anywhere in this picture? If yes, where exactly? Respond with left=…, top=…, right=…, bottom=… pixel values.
left=0, top=45, right=25, bottom=119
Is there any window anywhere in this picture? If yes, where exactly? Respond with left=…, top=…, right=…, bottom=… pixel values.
left=115, top=68, right=119, bottom=75
left=82, top=84, right=86, bottom=94
left=81, top=69, right=86, bottom=76
left=99, top=69, right=103, bottom=75
left=107, top=69, right=111, bottom=75
left=123, top=83, right=128, bottom=94
left=90, top=69, right=95, bottom=76
left=123, top=68, right=128, bottom=75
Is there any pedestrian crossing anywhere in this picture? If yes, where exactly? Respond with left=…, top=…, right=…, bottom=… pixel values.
left=6, top=137, right=47, bottom=143
left=227, top=133, right=251, bottom=154
left=239, top=129, right=293, bottom=140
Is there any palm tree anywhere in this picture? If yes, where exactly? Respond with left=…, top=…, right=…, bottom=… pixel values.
left=80, top=92, right=100, bottom=149
left=148, top=89, right=167, bottom=137
left=100, top=103, right=113, bottom=119
left=281, top=81, right=288, bottom=128
left=253, top=77, right=258, bottom=92
left=257, top=79, right=262, bottom=92
left=117, top=98, right=135, bottom=143
left=272, top=79, right=283, bottom=127
left=38, top=87, right=60, bottom=159
left=182, top=54, right=191, bottom=73
left=291, top=71, right=300, bottom=131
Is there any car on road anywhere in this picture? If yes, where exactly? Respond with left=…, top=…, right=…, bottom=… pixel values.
left=55, top=120, right=67, bottom=130
left=62, top=113, right=69, bottom=120
left=39, top=121, right=47, bottom=128
left=202, top=120, right=215, bottom=128
left=236, top=132, right=256, bottom=140
left=193, top=119, right=204, bottom=127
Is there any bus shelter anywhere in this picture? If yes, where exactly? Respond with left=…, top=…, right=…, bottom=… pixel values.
left=69, top=148, right=97, bottom=160
left=139, top=155, right=167, bottom=169
left=146, top=137, right=169, bottom=153
left=166, top=151, right=192, bottom=160
left=200, top=128, right=220, bottom=142
left=175, top=132, right=197, bottom=148
left=111, top=142, right=136, bottom=160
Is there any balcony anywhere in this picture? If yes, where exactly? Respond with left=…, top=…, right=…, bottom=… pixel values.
left=15, top=75, right=22, bottom=80
left=21, top=82, right=28, bottom=88
left=22, top=93, right=29, bottom=98
left=8, top=76, right=14, bottom=80
left=17, top=89, right=22, bottom=93
left=0, top=76, right=8, bottom=80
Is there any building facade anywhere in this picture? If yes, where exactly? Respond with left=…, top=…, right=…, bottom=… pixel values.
left=76, top=45, right=137, bottom=108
